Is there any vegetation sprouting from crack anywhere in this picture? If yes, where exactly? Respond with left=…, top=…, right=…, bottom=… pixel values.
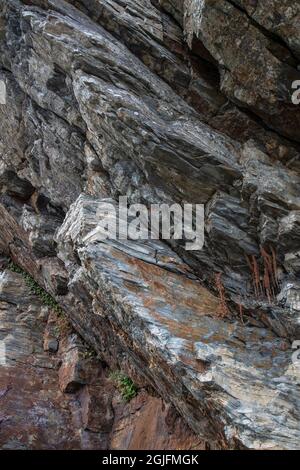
left=8, top=261, right=64, bottom=315
left=109, top=371, right=138, bottom=402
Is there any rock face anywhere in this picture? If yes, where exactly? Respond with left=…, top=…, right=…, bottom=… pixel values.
left=0, top=0, right=300, bottom=450
left=0, top=267, right=203, bottom=450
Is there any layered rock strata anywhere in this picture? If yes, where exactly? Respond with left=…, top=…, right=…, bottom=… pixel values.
left=0, top=0, right=300, bottom=450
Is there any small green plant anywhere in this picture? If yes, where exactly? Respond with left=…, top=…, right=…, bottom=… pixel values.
left=81, top=347, right=97, bottom=360
left=8, top=261, right=64, bottom=315
left=109, top=371, right=138, bottom=402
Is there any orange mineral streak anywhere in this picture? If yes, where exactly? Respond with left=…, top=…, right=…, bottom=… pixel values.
left=110, top=247, right=221, bottom=342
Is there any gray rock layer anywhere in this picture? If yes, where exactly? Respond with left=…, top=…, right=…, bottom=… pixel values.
left=0, top=267, right=202, bottom=450
left=0, top=0, right=300, bottom=450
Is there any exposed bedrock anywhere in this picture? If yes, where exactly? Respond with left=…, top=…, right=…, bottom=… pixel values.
left=0, top=0, right=300, bottom=450
left=0, top=266, right=202, bottom=450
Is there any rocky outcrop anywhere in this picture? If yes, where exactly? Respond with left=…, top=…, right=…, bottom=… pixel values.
left=184, top=0, right=300, bottom=141
left=0, top=0, right=300, bottom=450
left=0, top=266, right=203, bottom=449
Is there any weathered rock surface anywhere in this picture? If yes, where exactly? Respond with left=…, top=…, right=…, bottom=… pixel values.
left=0, top=0, right=300, bottom=450
left=55, top=195, right=300, bottom=450
left=184, top=0, right=300, bottom=141
left=0, top=268, right=202, bottom=449
left=0, top=268, right=98, bottom=450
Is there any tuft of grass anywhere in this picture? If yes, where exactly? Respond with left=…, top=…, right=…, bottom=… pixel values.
left=8, top=261, right=64, bottom=315
left=109, top=371, right=138, bottom=402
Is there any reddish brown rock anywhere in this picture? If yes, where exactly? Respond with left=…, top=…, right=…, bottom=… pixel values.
left=80, top=384, right=114, bottom=433
left=58, top=335, right=100, bottom=393
left=110, top=391, right=206, bottom=450
left=0, top=268, right=204, bottom=450
left=0, top=270, right=89, bottom=449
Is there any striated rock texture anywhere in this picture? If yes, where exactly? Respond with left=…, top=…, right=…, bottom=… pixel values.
left=0, top=0, right=300, bottom=450
left=0, top=266, right=203, bottom=450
